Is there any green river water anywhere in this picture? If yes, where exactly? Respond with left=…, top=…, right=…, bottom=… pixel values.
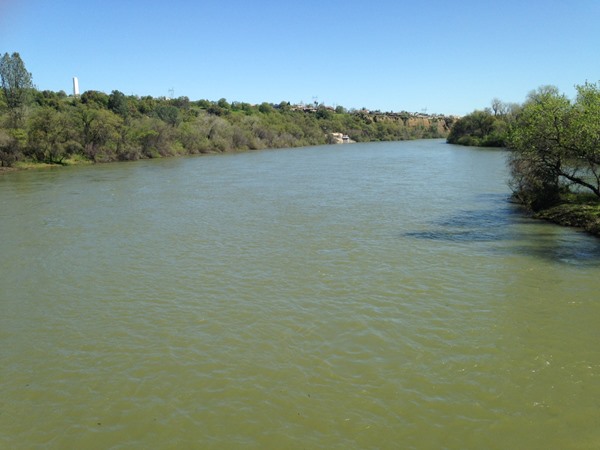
left=1, top=140, right=599, bottom=449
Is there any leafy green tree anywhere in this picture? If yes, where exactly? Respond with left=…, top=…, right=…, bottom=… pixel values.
left=206, top=103, right=226, bottom=116
left=108, top=90, right=129, bottom=118
left=0, top=52, right=33, bottom=126
left=194, top=99, right=211, bottom=109
left=258, top=102, right=274, bottom=114
left=277, top=101, right=291, bottom=112
left=447, top=109, right=499, bottom=146
left=33, top=90, right=67, bottom=110
left=508, top=86, right=568, bottom=209
left=170, top=96, right=190, bottom=110
left=177, top=118, right=211, bottom=154
left=137, top=95, right=157, bottom=114
left=316, top=105, right=333, bottom=120
left=508, top=84, right=600, bottom=210
left=27, top=107, right=79, bottom=164
left=155, top=105, right=180, bottom=127
left=129, top=117, right=175, bottom=158
left=202, top=115, right=233, bottom=151
left=217, top=98, right=230, bottom=110
left=569, top=82, right=600, bottom=194
left=75, top=105, right=122, bottom=161
left=80, top=90, right=109, bottom=108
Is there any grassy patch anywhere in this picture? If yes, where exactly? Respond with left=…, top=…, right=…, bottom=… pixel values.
left=9, top=156, right=93, bottom=171
left=13, top=161, right=58, bottom=170
left=534, top=195, right=600, bottom=236
left=63, top=155, right=94, bottom=166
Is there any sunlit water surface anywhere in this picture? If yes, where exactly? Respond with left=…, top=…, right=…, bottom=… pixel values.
left=1, top=140, right=599, bottom=449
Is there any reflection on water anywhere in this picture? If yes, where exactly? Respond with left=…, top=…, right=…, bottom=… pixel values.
left=406, top=192, right=600, bottom=265
left=405, top=204, right=509, bottom=242
left=1, top=140, right=600, bottom=448
left=512, top=229, right=600, bottom=265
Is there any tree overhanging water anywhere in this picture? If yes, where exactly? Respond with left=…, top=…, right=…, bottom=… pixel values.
left=447, top=82, right=600, bottom=237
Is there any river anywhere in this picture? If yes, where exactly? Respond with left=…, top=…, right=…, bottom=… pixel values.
left=1, top=140, right=599, bottom=449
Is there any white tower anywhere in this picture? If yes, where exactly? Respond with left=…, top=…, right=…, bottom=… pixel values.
left=73, top=77, right=80, bottom=97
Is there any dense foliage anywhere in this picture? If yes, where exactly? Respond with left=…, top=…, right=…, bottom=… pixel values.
left=508, top=83, right=600, bottom=210
left=0, top=54, right=451, bottom=168
left=446, top=99, right=518, bottom=147
left=449, top=83, right=600, bottom=217
left=0, top=52, right=33, bottom=127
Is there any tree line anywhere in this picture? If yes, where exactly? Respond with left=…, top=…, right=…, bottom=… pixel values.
left=447, top=83, right=600, bottom=213
left=0, top=52, right=451, bottom=168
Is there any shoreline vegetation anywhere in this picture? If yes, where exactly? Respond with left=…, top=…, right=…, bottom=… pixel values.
left=0, top=99, right=452, bottom=170
left=1, top=53, right=453, bottom=171
left=447, top=83, right=600, bottom=238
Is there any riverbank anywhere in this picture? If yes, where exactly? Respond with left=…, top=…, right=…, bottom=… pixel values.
left=533, top=198, right=600, bottom=237
left=1, top=91, right=453, bottom=168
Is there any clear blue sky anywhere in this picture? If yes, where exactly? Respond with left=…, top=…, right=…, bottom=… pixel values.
left=2, top=0, right=599, bottom=115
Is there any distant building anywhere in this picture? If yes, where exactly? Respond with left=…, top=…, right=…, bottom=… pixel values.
left=73, top=77, right=79, bottom=97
